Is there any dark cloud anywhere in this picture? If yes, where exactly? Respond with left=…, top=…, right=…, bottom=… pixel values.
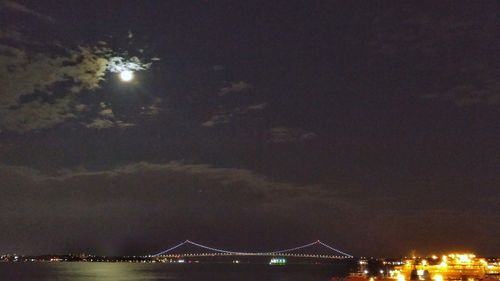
left=1, top=0, right=55, bottom=23
left=0, top=1, right=159, bottom=133
left=268, top=127, right=318, bottom=143
left=201, top=82, right=267, bottom=127
left=0, top=45, right=102, bottom=132
left=201, top=102, right=268, bottom=127
left=202, top=114, right=231, bottom=127
left=141, top=98, right=162, bottom=116
left=1, top=160, right=497, bottom=256
left=0, top=43, right=111, bottom=132
left=81, top=103, right=136, bottom=129
left=245, top=103, right=268, bottom=111
left=218, top=81, right=250, bottom=96
left=0, top=162, right=353, bottom=255
left=370, top=1, right=500, bottom=106
left=1, top=161, right=325, bottom=199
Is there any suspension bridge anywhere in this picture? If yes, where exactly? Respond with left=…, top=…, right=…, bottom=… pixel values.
left=151, top=240, right=353, bottom=259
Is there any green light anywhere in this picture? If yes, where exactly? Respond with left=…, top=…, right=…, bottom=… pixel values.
left=269, top=257, right=287, bottom=265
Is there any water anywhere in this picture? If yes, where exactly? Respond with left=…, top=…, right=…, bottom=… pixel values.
left=0, top=263, right=351, bottom=281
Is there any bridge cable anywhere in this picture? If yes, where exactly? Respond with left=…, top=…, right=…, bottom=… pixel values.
left=317, top=241, right=353, bottom=258
left=152, top=240, right=189, bottom=256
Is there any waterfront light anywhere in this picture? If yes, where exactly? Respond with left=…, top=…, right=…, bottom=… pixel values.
left=439, top=255, right=448, bottom=267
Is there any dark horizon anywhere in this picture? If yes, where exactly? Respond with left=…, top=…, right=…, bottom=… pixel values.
left=0, top=0, right=499, bottom=257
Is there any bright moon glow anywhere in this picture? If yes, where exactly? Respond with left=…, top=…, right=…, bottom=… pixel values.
left=119, top=70, right=134, bottom=82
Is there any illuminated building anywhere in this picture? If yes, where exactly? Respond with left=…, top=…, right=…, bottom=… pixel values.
left=393, top=253, right=500, bottom=281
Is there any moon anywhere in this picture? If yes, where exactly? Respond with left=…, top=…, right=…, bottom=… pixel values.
left=119, top=70, right=134, bottom=82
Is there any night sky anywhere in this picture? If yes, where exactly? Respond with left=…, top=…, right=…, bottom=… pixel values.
left=0, top=0, right=499, bottom=257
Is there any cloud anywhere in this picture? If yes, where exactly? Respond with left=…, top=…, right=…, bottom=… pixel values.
left=218, top=81, right=250, bottom=96
left=0, top=161, right=340, bottom=205
left=82, top=103, right=136, bottom=129
left=370, top=3, right=499, bottom=106
left=0, top=44, right=109, bottom=131
left=106, top=56, right=152, bottom=73
left=268, top=127, right=318, bottom=143
left=0, top=45, right=105, bottom=106
left=201, top=114, right=231, bottom=127
left=201, top=80, right=267, bottom=128
left=1, top=162, right=498, bottom=256
left=0, top=98, right=76, bottom=133
left=246, top=102, right=268, bottom=111
left=1, top=1, right=55, bottom=23
left=0, top=29, right=29, bottom=43
left=84, top=119, right=115, bottom=129
left=98, top=108, right=114, bottom=118
left=0, top=161, right=358, bottom=254
left=0, top=31, right=156, bottom=132
left=141, top=98, right=162, bottom=116
left=441, top=80, right=500, bottom=106
left=201, top=102, right=267, bottom=127
left=83, top=118, right=134, bottom=130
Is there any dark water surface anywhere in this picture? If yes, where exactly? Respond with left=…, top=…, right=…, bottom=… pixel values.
left=0, top=263, right=350, bottom=281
